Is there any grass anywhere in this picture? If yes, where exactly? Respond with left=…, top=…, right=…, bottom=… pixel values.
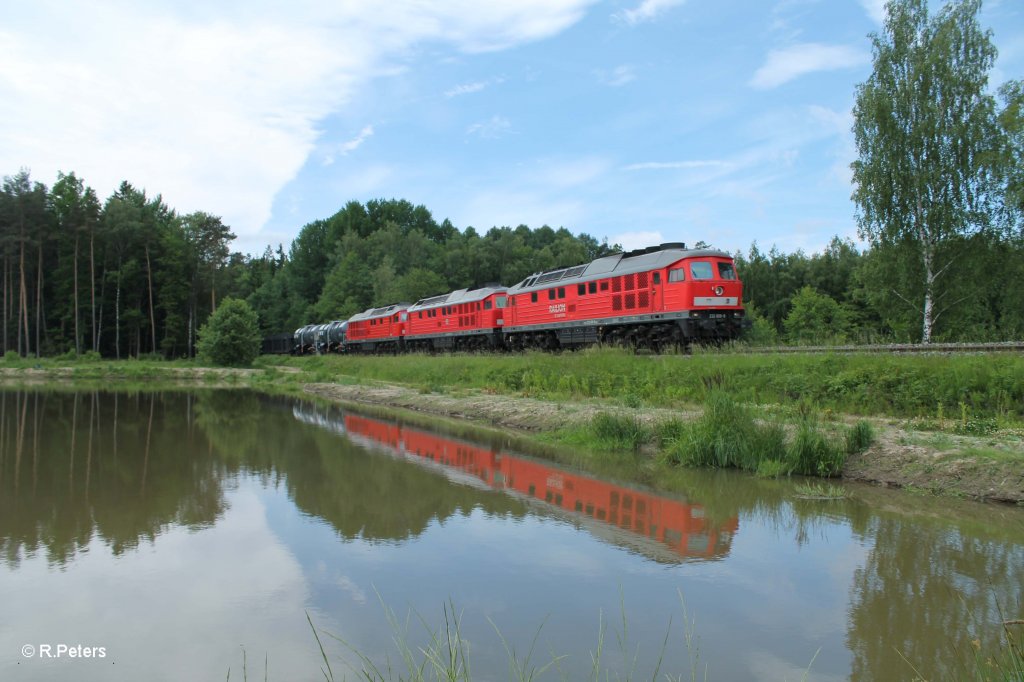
left=303, top=592, right=708, bottom=682
left=793, top=482, right=850, bottom=500
left=265, top=347, right=1024, bottom=422
left=657, top=393, right=875, bottom=477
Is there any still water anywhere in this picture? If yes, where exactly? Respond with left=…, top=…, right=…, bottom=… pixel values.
left=0, top=389, right=1021, bottom=681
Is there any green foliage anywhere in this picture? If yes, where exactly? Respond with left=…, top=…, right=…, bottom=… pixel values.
left=196, top=298, right=261, bottom=367
left=783, top=286, right=853, bottom=344
left=589, top=413, right=652, bottom=451
left=662, top=393, right=859, bottom=477
left=852, top=0, right=1004, bottom=342
left=846, top=421, right=876, bottom=454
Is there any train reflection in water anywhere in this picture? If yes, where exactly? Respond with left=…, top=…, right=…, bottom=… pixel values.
left=294, top=403, right=738, bottom=563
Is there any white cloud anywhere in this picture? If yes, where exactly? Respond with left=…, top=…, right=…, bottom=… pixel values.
left=860, top=0, right=887, bottom=24
left=466, top=115, right=513, bottom=139
left=324, top=125, right=375, bottom=165
left=617, top=0, right=686, bottom=25
left=0, top=0, right=597, bottom=250
left=749, top=43, right=868, bottom=89
left=445, top=81, right=487, bottom=97
left=598, top=65, right=636, bottom=87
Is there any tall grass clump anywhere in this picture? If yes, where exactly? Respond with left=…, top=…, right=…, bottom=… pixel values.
left=789, top=418, right=845, bottom=477
left=663, top=392, right=786, bottom=471
left=845, top=421, right=875, bottom=454
left=589, top=413, right=653, bottom=451
left=662, top=393, right=875, bottom=477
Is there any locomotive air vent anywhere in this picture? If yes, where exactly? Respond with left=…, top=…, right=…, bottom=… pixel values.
left=660, top=242, right=686, bottom=250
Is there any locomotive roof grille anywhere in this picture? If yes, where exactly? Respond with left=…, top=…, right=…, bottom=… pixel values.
left=408, top=285, right=507, bottom=311
left=535, top=271, right=564, bottom=285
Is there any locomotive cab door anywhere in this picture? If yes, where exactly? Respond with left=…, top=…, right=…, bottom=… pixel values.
left=651, top=269, right=664, bottom=313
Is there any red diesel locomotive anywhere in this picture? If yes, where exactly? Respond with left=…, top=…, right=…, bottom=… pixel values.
left=285, top=242, right=746, bottom=354
left=405, top=286, right=509, bottom=352
left=504, top=243, right=744, bottom=350
left=344, top=302, right=409, bottom=353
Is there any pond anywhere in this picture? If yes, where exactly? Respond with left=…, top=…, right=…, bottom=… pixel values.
left=0, top=389, right=1021, bottom=681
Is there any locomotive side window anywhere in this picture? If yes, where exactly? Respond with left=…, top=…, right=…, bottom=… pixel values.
left=690, top=262, right=713, bottom=280
left=548, top=289, right=555, bottom=300
left=717, top=262, right=737, bottom=280
left=578, top=284, right=585, bottom=296
left=653, top=272, right=661, bottom=285
left=588, top=281, right=597, bottom=294
left=484, top=300, right=493, bottom=310
left=531, top=292, right=538, bottom=303
left=668, top=268, right=685, bottom=282
left=557, top=287, right=565, bottom=299
left=600, top=280, right=609, bottom=291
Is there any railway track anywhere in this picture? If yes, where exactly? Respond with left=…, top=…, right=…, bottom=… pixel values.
left=733, top=341, right=1024, bottom=355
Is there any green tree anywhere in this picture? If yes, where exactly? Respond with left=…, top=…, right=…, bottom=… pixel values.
left=783, top=286, right=853, bottom=344
left=196, top=297, right=261, bottom=367
left=852, top=0, right=1004, bottom=343
left=998, top=80, right=1024, bottom=220
left=51, top=172, right=101, bottom=354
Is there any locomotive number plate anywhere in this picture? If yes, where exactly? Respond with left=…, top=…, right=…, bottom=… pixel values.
left=693, top=297, right=738, bottom=306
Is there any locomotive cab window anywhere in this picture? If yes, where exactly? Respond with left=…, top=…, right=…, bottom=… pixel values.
left=668, top=268, right=685, bottom=283
left=495, top=296, right=507, bottom=308
left=717, top=262, right=737, bottom=280
left=653, top=272, right=661, bottom=285
left=690, top=262, right=713, bottom=280
left=484, top=300, right=493, bottom=310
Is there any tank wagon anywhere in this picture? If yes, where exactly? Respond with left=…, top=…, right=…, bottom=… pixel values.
left=270, top=242, right=746, bottom=355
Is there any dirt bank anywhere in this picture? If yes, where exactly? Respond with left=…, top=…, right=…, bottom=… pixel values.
left=302, top=382, right=1024, bottom=504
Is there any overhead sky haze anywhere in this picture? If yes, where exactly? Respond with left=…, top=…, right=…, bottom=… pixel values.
left=2, top=0, right=1022, bottom=256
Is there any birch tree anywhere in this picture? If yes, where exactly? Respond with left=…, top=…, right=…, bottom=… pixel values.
left=852, top=0, right=1003, bottom=342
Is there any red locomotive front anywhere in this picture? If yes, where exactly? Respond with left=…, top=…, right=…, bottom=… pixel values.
left=504, top=243, right=745, bottom=350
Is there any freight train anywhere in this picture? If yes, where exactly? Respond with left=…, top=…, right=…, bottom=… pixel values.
left=277, top=242, right=747, bottom=354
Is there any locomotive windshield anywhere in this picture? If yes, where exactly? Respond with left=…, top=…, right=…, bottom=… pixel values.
left=690, top=262, right=714, bottom=280
left=717, top=262, right=737, bottom=280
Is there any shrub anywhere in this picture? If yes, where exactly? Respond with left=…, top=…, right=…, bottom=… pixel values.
left=783, top=286, right=853, bottom=344
left=197, top=298, right=261, bottom=367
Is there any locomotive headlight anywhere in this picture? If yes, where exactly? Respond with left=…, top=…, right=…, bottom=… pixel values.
left=714, top=285, right=724, bottom=296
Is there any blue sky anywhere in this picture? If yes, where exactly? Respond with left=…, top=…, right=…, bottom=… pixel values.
left=2, top=1, right=1022, bottom=256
